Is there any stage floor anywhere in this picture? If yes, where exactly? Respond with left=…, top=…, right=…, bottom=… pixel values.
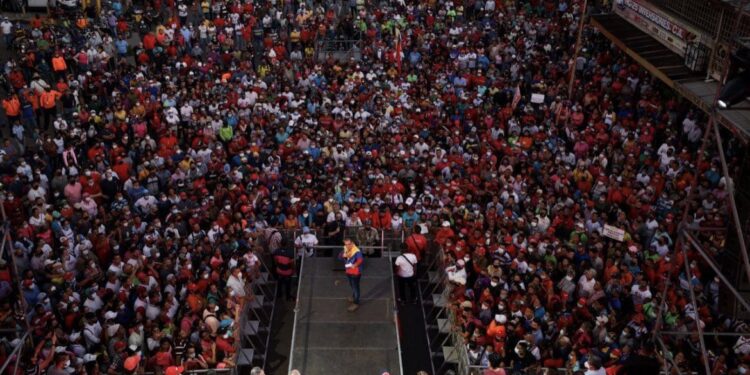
left=290, top=257, right=402, bottom=375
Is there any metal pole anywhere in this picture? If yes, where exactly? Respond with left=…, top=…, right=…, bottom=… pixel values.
left=388, top=231, right=404, bottom=375
left=680, top=233, right=712, bottom=375
left=652, top=0, right=750, bottom=365
left=287, top=252, right=305, bottom=375
left=712, top=123, right=750, bottom=285
left=0, top=332, right=29, bottom=374
left=652, top=118, right=715, bottom=341
left=568, top=0, right=589, bottom=99
left=655, top=335, right=682, bottom=375
left=684, top=231, right=750, bottom=313
left=706, top=9, right=725, bottom=81
left=660, top=330, right=750, bottom=337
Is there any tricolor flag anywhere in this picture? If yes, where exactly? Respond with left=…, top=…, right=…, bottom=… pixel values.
left=511, top=85, right=521, bottom=110
left=395, top=28, right=402, bottom=73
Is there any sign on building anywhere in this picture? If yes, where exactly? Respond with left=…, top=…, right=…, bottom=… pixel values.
left=615, top=0, right=709, bottom=56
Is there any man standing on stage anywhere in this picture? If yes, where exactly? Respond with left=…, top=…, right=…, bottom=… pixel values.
left=340, top=238, right=364, bottom=312
left=394, top=244, right=418, bottom=304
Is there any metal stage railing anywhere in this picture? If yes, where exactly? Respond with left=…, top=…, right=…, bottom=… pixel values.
left=286, top=247, right=404, bottom=375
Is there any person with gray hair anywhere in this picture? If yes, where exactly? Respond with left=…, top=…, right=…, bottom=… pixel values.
left=250, top=366, right=265, bottom=375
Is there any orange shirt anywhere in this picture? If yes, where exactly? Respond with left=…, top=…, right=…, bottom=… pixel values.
left=51, top=56, right=67, bottom=72
left=2, top=97, right=20, bottom=116
left=40, top=90, right=61, bottom=109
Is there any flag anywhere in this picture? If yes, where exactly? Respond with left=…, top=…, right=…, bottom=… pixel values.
left=511, top=85, right=521, bottom=109
left=395, top=28, right=402, bottom=74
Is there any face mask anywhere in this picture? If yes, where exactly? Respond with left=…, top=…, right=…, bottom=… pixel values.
left=491, top=281, right=498, bottom=287
left=187, top=264, right=192, bottom=270
left=237, top=272, right=243, bottom=279
left=203, top=274, right=209, bottom=279
left=302, top=213, right=308, bottom=217
left=64, top=360, right=71, bottom=368
left=740, top=367, right=748, bottom=375
left=188, top=353, right=196, bottom=359
left=214, top=305, right=219, bottom=312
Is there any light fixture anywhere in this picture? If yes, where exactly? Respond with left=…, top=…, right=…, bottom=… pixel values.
left=716, top=47, right=750, bottom=109
left=716, top=71, right=750, bottom=109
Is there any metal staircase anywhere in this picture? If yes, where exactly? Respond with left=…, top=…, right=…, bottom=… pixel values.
left=237, top=256, right=277, bottom=372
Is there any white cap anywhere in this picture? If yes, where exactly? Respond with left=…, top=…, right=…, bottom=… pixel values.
left=441, top=221, right=450, bottom=227
left=104, top=311, right=118, bottom=320
left=83, top=353, right=98, bottom=363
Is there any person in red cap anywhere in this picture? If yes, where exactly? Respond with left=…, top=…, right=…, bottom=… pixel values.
left=165, top=366, right=185, bottom=375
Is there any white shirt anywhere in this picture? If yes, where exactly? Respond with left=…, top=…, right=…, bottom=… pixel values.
left=227, top=274, right=246, bottom=297
left=0, top=21, right=12, bottom=35
left=395, top=253, right=418, bottom=278
left=83, top=321, right=102, bottom=345
left=295, top=233, right=319, bottom=257
left=630, top=285, right=652, bottom=305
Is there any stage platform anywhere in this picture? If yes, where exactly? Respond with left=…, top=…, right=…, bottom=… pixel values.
left=289, top=257, right=402, bottom=375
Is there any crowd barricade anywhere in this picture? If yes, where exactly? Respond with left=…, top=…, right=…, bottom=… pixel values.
left=0, top=212, right=36, bottom=375
left=235, top=252, right=277, bottom=372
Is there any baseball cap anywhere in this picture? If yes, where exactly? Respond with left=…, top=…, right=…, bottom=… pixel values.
left=123, top=355, right=141, bottom=372
left=165, top=366, right=185, bottom=375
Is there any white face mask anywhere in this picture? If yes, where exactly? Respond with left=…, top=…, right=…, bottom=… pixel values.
left=64, top=360, right=71, bottom=368
left=491, top=281, right=498, bottom=287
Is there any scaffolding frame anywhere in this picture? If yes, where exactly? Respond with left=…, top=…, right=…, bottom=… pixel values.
left=652, top=1, right=750, bottom=374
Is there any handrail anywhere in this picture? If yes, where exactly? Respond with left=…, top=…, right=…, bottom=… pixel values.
left=387, top=240, right=405, bottom=375
left=287, top=248, right=305, bottom=375
left=0, top=331, right=30, bottom=375
left=143, top=369, right=233, bottom=375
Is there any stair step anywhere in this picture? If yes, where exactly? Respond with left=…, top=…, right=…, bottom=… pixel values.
left=248, top=295, right=272, bottom=309
left=257, top=272, right=270, bottom=284
left=428, top=271, right=440, bottom=283
left=437, top=318, right=451, bottom=333
left=236, top=348, right=255, bottom=366
left=243, top=320, right=260, bottom=335
left=442, top=346, right=459, bottom=364
left=432, top=293, right=447, bottom=308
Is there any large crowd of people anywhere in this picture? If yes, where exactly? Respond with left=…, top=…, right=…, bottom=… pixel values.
left=0, top=0, right=746, bottom=374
